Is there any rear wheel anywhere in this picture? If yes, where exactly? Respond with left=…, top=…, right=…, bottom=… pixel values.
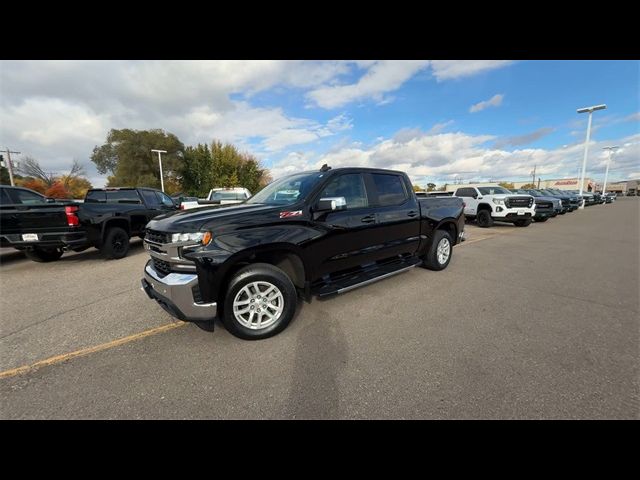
left=222, top=263, right=297, bottom=340
left=476, top=209, right=493, bottom=228
left=101, top=226, right=130, bottom=259
left=24, top=247, right=64, bottom=263
left=422, top=230, right=453, bottom=271
left=515, top=218, right=532, bottom=227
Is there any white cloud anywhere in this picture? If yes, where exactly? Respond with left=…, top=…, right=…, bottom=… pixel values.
left=267, top=129, right=640, bottom=185
left=430, top=61, right=513, bottom=81
left=469, top=94, right=505, bottom=113
left=306, top=60, right=430, bottom=109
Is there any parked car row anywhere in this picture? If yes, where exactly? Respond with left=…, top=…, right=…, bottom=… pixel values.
left=450, top=185, right=615, bottom=228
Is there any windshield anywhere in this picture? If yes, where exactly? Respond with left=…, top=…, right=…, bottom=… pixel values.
left=246, top=172, right=326, bottom=206
left=478, top=186, right=511, bottom=195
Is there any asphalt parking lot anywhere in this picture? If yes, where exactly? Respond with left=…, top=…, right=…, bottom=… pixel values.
left=1, top=198, right=638, bottom=419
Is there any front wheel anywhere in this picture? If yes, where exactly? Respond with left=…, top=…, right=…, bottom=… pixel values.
left=24, top=247, right=64, bottom=263
left=514, top=218, right=532, bottom=227
left=422, top=230, right=454, bottom=271
left=476, top=210, right=494, bottom=228
left=222, top=263, right=297, bottom=340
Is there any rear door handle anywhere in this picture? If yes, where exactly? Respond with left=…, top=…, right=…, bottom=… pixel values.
left=407, top=210, right=418, bottom=217
left=361, top=215, right=376, bottom=223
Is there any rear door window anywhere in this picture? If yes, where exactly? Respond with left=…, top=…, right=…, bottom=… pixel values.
left=371, top=174, right=407, bottom=206
left=155, top=191, right=175, bottom=207
left=140, top=189, right=160, bottom=207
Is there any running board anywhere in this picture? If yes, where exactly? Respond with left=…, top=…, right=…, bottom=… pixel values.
left=313, top=257, right=421, bottom=297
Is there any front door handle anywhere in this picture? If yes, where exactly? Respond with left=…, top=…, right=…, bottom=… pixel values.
left=407, top=210, right=418, bottom=217
left=361, top=215, right=376, bottom=223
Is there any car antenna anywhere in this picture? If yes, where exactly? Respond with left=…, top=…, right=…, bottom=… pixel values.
left=320, top=164, right=331, bottom=172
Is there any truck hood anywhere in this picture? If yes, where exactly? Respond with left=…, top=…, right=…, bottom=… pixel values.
left=146, top=203, right=281, bottom=232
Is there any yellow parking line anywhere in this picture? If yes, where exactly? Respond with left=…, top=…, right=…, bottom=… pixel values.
left=0, top=321, right=187, bottom=380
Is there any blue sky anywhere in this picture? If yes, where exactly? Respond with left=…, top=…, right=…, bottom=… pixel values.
left=1, top=60, right=638, bottom=187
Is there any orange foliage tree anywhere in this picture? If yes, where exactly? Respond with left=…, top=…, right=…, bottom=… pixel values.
left=44, top=182, right=71, bottom=199
left=21, top=178, right=48, bottom=194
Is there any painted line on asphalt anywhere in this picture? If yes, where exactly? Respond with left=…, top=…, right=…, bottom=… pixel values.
left=0, top=321, right=187, bottom=380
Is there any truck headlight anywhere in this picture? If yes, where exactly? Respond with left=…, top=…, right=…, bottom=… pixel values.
left=492, top=198, right=505, bottom=205
left=171, top=232, right=211, bottom=245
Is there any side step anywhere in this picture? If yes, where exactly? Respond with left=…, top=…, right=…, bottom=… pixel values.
left=313, top=257, right=422, bottom=297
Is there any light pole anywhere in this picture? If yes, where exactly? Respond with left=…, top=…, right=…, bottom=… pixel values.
left=151, top=149, right=167, bottom=192
left=601, top=145, right=619, bottom=201
left=576, top=104, right=606, bottom=209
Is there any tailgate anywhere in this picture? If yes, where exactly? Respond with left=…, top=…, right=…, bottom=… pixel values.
left=0, top=203, right=71, bottom=234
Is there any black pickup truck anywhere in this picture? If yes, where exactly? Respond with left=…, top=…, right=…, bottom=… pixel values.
left=0, top=186, right=177, bottom=262
left=141, top=166, right=466, bottom=340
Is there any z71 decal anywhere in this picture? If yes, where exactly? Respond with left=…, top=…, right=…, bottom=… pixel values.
left=279, top=210, right=302, bottom=219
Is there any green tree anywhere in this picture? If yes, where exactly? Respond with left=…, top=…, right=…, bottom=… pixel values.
left=426, top=183, right=436, bottom=192
left=180, top=140, right=270, bottom=197
left=91, top=129, right=185, bottom=188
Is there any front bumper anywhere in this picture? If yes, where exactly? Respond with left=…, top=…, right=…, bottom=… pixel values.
left=141, top=260, right=217, bottom=321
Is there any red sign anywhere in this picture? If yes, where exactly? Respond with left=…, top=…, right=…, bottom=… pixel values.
left=554, top=180, right=578, bottom=186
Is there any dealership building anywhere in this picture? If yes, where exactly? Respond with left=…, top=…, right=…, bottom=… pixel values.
left=443, top=177, right=597, bottom=193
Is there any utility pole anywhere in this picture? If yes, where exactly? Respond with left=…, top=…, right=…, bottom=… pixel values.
left=151, top=149, right=167, bottom=192
left=537, top=177, right=541, bottom=189
left=530, top=165, right=536, bottom=187
left=601, top=145, right=619, bottom=201
left=0, top=148, right=21, bottom=186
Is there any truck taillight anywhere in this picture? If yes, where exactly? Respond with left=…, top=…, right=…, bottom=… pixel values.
left=65, top=205, right=80, bottom=226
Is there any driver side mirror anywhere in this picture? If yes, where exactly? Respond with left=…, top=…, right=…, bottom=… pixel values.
left=315, top=196, right=347, bottom=212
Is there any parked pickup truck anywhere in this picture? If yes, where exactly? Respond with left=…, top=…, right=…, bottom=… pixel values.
left=179, top=187, right=252, bottom=210
left=453, top=185, right=535, bottom=227
left=0, top=185, right=177, bottom=262
left=141, top=166, right=465, bottom=340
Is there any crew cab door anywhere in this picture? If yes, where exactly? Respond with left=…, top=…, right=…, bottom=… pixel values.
left=454, top=187, right=478, bottom=214
left=364, top=172, right=421, bottom=260
left=310, top=172, right=380, bottom=278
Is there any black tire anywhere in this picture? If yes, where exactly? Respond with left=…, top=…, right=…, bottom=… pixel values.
left=24, top=247, right=64, bottom=263
left=100, top=226, right=130, bottom=259
left=222, top=263, right=297, bottom=340
left=422, top=230, right=454, bottom=271
left=476, top=209, right=493, bottom=228
left=514, top=218, right=532, bottom=227
left=534, top=217, right=549, bottom=223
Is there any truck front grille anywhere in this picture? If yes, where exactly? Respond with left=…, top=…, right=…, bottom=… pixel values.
left=506, top=197, right=533, bottom=208
left=535, top=201, right=552, bottom=210
left=145, top=229, right=170, bottom=244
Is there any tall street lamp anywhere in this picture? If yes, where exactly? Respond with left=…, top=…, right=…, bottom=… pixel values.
left=601, top=145, right=619, bottom=201
left=576, top=104, right=606, bottom=209
left=151, top=149, right=168, bottom=192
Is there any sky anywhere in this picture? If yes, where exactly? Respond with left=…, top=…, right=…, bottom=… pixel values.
left=1, top=60, right=638, bottom=188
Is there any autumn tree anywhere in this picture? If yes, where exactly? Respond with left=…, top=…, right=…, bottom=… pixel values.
left=520, top=183, right=536, bottom=189
left=21, top=178, right=48, bottom=194
left=412, top=184, right=424, bottom=192
left=44, top=182, right=72, bottom=199
left=499, top=182, right=515, bottom=189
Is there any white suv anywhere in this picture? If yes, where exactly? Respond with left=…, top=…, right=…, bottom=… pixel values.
left=453, top=185, right=535, bottom=228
